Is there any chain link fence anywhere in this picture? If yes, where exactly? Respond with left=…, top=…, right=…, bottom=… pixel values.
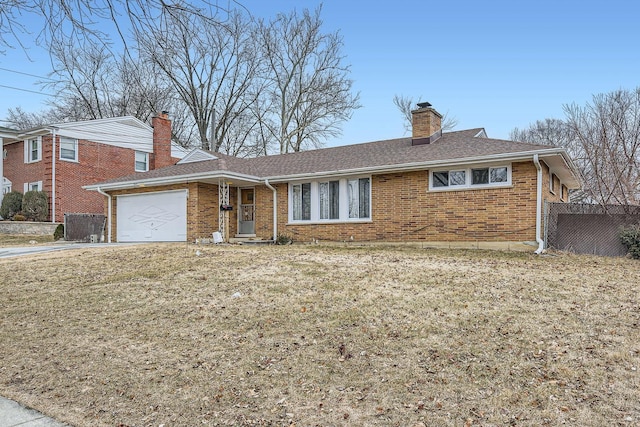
left=545, top=203, right=640, bottom=256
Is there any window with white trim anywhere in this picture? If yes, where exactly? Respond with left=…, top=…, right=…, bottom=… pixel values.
left=347, top=178, right=370, bottom=219
left=24, top=181, right=43, bottom=192
left=135, top=151, right=149, bottom=172
left=319, top=180, right=340, bottom=220
left=60, top=137, right=78, bottom=161
left=24, top=137, right=42, bottom=163
left=430, top=165, right=511, bottom=191
left=289, top=177, right=371, bottom=223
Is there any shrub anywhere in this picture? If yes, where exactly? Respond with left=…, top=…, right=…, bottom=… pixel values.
left=276, top=233, right=293, bottom=245
left=12, top=213, right=26, bottom=221
left=22, top=190, right=49, bottom=222
left=619, top=224, right=640, bottom=259
left=54, top=224, right=65, bottom=240
left=0, top=191, right=23, bottom=220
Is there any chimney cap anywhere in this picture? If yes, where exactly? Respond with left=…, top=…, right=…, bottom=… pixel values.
left=417, top=101, right=432, bottom=109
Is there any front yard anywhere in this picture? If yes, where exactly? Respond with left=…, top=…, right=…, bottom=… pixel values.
left=0, top=243, right=638, bottom=426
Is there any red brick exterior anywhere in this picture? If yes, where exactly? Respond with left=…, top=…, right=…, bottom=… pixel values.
left=151, top=113, right=173, bottom=169
left=3, top=131, right=179, bottom=222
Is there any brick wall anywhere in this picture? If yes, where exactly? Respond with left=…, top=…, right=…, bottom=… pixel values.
left=267, top=161, right=558, bottom=245
left=103, top=160, right=570, bottom=246
left=4, top=136, right=169, bottom=222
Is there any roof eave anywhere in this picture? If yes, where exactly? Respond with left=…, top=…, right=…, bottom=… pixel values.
left=84, top=170, right=262, bottom=191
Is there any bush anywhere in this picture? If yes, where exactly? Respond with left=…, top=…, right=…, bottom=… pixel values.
left=22, top=190, right=49, bottom=222
left=0, top=191, right=23, bottom=220
left=619, top=224, right=640, bottom=259
left=54, top=224, right=65, bottom=240
left=275, top=233, right=293, bottom=245
left=13, top=213, right=26, bottom=221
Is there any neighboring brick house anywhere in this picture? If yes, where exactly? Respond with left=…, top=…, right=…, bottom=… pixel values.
left=86, top=104, right=581, bottom=252
left=0, top=114, right=186, bottom=222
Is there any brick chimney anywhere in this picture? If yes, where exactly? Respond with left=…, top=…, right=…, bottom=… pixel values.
left=411, top=102, right=442, bottom=145
left=151, top=111, right=173, bottom=169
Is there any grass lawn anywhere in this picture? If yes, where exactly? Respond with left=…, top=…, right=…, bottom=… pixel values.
left=0, top=243, right=638, bottom=426
left=0, top=233, right=55, bottom=247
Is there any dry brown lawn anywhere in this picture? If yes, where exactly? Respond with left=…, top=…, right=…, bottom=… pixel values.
left=0, top=242, right=639, bottom=426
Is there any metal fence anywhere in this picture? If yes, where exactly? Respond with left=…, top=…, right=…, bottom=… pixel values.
left=64, top=213, right=106, bottom=242
left=545, top=203, right=640, bottom=256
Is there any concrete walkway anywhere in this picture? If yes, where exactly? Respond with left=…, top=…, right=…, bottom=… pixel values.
left=0, top=242, right=140, bottom=259
left=0, top=396, right=67, bottom=426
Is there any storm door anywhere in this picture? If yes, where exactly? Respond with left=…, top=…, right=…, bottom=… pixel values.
left=238, top=188, right=255, bottom=235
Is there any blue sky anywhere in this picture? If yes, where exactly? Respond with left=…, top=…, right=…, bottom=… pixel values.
left=1, top=0, right=639, bottom=145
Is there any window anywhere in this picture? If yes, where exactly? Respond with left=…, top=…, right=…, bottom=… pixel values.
left=430, top=165, right=511, bottom=191
left=550, top=173, right=558, bottom=194
left=319, top=180, right=340, bottom=220
left=292, top=183, right=311, bottom=220
left=24, top=137, right=41, bottom=163
left=348, top=178, right=370, bottom=219
left=23, top=181, right=42, bottom=192
left=289, top=177, right=371, bottom=223
left=60, top=137, right=78, bottom=161
left=135, top=151, right=149, bottom=172
left=433, top=170, right=466, bottom=188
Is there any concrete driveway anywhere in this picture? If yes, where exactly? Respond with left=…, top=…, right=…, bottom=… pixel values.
left=0, top=242, right=140, bottom=259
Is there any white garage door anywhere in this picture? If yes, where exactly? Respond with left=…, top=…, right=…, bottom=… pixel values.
left=117, top=190, right=188, bottom=242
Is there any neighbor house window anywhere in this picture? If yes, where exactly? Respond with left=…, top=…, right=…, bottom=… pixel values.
left=24, top=137, right=42, bottom=163
left=289, top=176, right=371, bottom=223
left=319, top=180, right=340, bottom=220
left=430, top=165, right=511, bottom=191
left=135, top=151, right=149, bottom=172
left=24, top=181, right=42, bottom=192
left=60, top=137, right=78, bottom=161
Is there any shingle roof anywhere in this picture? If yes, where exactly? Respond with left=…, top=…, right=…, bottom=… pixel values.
left=88, top=128, right=575, bottom=188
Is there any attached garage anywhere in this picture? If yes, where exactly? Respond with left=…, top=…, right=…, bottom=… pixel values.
left=116, top=190, right=188, bottom=242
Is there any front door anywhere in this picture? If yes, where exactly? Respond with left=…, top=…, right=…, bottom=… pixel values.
left=238, top=188, right=255, bottom=235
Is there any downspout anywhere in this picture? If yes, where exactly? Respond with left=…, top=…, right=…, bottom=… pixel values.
left=51, top=128, right=57, bottom=223
left=533, top=154, right=544, bottom=254
left=0, top=137, right=4, bottom=208
left=96, top=187, right=112, bottom=243
left=264, top=179, right=277, bottom=241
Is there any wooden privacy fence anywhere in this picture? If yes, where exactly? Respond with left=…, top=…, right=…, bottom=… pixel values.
left=64, top=214, right=106, bottom=242
left=545, top=203, right=640, bottom=257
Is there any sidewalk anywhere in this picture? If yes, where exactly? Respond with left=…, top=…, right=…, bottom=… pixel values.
left=0, top=396, right=68, bottom=426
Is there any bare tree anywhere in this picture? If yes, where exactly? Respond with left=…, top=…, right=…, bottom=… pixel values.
left=257, top=7, right=360, bottom=154
left=393, top=94, right=458, bottom=133
left=137, top=7, right=262, bottom=152
left=0, top=0, right=241, bottom=55
left=510, top=88, right=640, bottom=206
left=4, top=106, right=59, bottom=130
left=564, top=89, right=640, bottom=206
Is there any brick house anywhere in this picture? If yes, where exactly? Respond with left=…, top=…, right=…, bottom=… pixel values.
left=86, top=104, right=581, bottom=252
left=0, top=114, right=186, bottom=222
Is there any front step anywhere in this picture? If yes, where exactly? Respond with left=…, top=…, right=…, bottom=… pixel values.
left=229, top=237, right=274, bottom=245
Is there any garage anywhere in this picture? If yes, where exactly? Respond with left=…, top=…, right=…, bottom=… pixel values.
left=116, top=190, right=188, bottom=242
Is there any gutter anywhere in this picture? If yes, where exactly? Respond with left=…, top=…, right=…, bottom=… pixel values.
left=533, top=154, right=544, bottom=254
left=96, top=187, right=112, bottom=243
left=264, top=178, right=277, bottom=240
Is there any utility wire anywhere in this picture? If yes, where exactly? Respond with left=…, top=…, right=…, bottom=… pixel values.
left=0, top=84, right=55, bottom=97
left=0, top=67, right=60, bottom=82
